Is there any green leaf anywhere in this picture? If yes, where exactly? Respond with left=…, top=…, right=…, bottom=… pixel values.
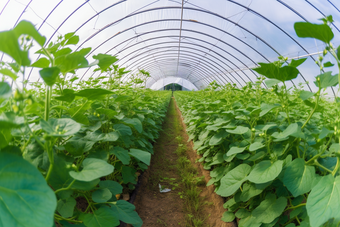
left=265, top=79, right=281, bottom=88
left=240, top=182, right=270, bottom=202
left=57, top=197, right=76, bottom=218
left=0, top=30, right=30, bottom=66
left=289, top=58, right=307, bottom=67
left=247, top=151, right=266, bottom=161
left=69, top=158, right=114, bottom=182
left=299, top=90, right=315, bottom=100
left=96, top=108, right=118, bottom=119
left=294, top=22, right=334, bottom=43
left=92, top=188, right=112, bottom=203
left=65, top=35, right=79, bottom=45
left=31, top=58, right=50, bottom=68
left=80, top=207, right=120, bottom=227
left=221, top=211, right=235, bottom=222
left=40, top=118, right=81, bottom=137
left=93, top=54, right=118, bottom=71
left=122, top=166, right=137, bottom=184
left=252, top=194, right=287, bottom=224
left=114, top=124, right=132, bottom=136
left=75, top=88, right=114, bottom=100
left=249, top=142, right=265, bottom=151
left=227, top=146, right=246, bottom=156
left=129, top=149, right=151, bottom=165
left=102, top=132, right=119, bottom=142
left=235, top=208, right=250, bottom=219
left=0, top=68, right=18, bottom=80
left=271, top=123, right=299, bottom=140
left=0, top=153, right=56, bottom=227
left=39, top=67, right=60, bottom=86
left=306, top=175, right=340, bottom=227
left=253, top=63, right=299, bottom=82
left=260, top=103, right=281, bottom=117
left=64, top=139, right=94, bottom=156
left=13, top=20, right=46, bottom=46
left=0, top=82, right=12, bottom=100
left=216, top=164, right=251, bottom=197
left=99, top=180, right=123, bottom=196
left=23, top=141, right=50, bottom=170
left=56, top=48, right=91, bottom=73
left=315, top=71, right=338, bottom=88
left=124, top=118, right=143, bottom=133
left=226, top=126, right=249, bottom=134
left=283, top=158, right=315, bottom=197
left=109, top=147, right=130, bottom=165
left=248, top=160, right=283, bottom=184
left=324, top=61, right=335, bottom=68
left=209, top=130, right=228, bottom=146
left=109, top=200, right=143, bottom=226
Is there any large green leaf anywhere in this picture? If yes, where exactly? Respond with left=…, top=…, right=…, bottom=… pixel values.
left=248, top=160, right=283, bottom=184
left=260, top=103, right=281, bottom=117
left=40, top=118, right=81, bottom=137
left=99, top=180, right=123, bottom=196
left=299, top=90, right=315, bottom=101
left=114, top=124, right=132, bottom=136
left=221, top=211, right=235, bottom=222
left=294, top=22, right=334, bottom=43
left=209, top=130, right=228, bottom=146
left=110, top=200, right=143, bottom=226
left=271, top=123, right=299, bottom=140
left=226, top=126, right=249, bottom=134
left=92, top=188, right=112, bottom=203
left=216, top=164, right=251, bottom=197
left=129, top=149, right=151, bottom=165
left=93, top=54, right=118, bottom=71
left=39, top=67, right=60, bottom=86
left=57, top=197, right=76, bottom=218
left=0, top=82, right=12, bottom=100
left=69, top=158, right=114, bottom=182
left=0, top=68, right=18, bottom=80
left=227, top=146, right=246, bottom=156
left=64, top=139, right=94, bottom=156
left=56, top=48, right=91, bottom=73
left=306, top=175, right=340, bottom=227
left=315, top=72, right=338, bottom=89
left=249, top=142, right=265, bottom=151
left=13, top=20, right=46, bottom=46
left=31, top=58, right=50, bottom=68
left=109, top=147, right=130, bottom=165
left=240, top=182, right=270, bottom=202
left=253, top=63, right=299, bottom=82
left=79, top=207, right=120, bottom=227
left=0, top=153, right=56, bottom=227
left=75, top=88, right=113, bottom=100
left=252, top=194, right=287, bottom=224
left=124, top=118, right=143, bottom=133
left=283, top=158, right=315, bottom=197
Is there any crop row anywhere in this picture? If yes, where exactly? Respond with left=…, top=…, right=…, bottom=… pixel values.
left=0, top=21, right=171, bottom=227
left=175, top=16, right=340, bottom=227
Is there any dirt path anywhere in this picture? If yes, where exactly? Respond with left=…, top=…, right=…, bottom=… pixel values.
left=131, top=97, right=236, bottom=227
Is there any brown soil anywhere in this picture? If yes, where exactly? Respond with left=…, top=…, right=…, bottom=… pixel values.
left=131, top=97, right=236, bottom=227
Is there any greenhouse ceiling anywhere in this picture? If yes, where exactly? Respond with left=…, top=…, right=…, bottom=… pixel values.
left=0, top=0, right=340, bottom=92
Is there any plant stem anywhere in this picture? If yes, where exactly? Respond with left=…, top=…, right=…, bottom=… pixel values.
left=284, top=203, right=306, bottom=212
left=301, top=89, right=321, bottom=129
left=71, top=100, right=88, bottom=118
left=44, top=86, right=51, bottom=121
left=54, top=179, right=76, bottom=194
left=332, top=157, right=340, bottom=176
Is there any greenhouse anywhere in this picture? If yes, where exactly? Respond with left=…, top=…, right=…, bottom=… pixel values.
left=0, top=0, right=340, bottom=226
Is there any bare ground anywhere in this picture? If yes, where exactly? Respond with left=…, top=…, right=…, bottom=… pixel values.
left=131, top=97, right=236, bottom=227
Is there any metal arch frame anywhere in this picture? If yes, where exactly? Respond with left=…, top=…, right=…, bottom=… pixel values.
left=106, top=35, right=256, bottom=84
left=78, top=19, right=271, bottom=86
left=131, top=56, right=219, bottom=84
left=13, top=1, right=338, bottom=89
left=78, top=16, right=302, bottom=89
left=120, top=52, right=227, bottom=86
left=104, top=28, right=262, bottom=78
left=122, top=54, right=223, bottom=85
left=117, top=47, right=239, bottom=86
left=115, top=41, right=248, bottom=85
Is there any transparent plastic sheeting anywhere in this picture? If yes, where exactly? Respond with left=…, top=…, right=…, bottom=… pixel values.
left=150, top=77, right=198, bottom=90
left=0, top=0, right=340, bottom=93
